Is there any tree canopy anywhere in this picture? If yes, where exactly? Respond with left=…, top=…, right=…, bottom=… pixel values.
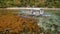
left=0, top=0, right=60, bottom=8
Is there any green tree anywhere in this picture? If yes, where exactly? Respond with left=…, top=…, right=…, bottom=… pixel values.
left=0, top=0, right=7, bottom=8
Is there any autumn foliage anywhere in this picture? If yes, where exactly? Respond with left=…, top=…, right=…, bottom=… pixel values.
left=0, top=14, right=39, bottom=34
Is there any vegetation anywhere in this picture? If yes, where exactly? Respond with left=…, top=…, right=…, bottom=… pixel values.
left=0, top=10, right=39, bottom=34
left=38, top=10, right=60, bottom=34
left=0, top=9, right=60, bottom=34
left=0, top=0, right=60, bottom=8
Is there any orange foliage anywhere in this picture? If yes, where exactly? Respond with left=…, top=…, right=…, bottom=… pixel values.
left=0, top=14, right=39, bottom=34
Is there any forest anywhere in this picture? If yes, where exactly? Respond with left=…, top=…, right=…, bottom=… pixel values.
left=0, top=0, right=60, bottom=8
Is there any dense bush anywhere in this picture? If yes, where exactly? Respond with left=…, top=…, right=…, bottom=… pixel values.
left=0, top=0, right=60, bottom=8
left=0, top=13, right=40, bottom=34
left=37, top=10, right=60, bottom=34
